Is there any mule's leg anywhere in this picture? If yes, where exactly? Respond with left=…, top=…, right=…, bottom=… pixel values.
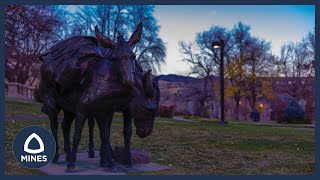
left=41, top=99, right=60, bottom=163
left=67, top=112, right=86, bottom=170
left=123, top=108, right=134, bottom=167
left=61, top=111, right=75, bottom=162
left=96, top=112, right=115, bottom=170
left=108, top=112, right=114, bottom=158
left=88, top=115, right=95, bottom=158
left=107, top=116, right=114, bottom=157
left=49, top=112, right=60, bottom=163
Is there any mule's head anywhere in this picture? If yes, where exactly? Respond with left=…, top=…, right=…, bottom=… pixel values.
left=95, top=22, right=142, bottom=88
left=130, top=70, right=160, bottom=138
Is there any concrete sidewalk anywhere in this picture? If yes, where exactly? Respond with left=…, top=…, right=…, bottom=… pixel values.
left=173, top=116, right=197, bottom=123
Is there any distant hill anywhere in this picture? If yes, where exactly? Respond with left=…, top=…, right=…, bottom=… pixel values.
left=158, top=74, right=219, bottom=83
left=157, top=74, right=199, bottom=82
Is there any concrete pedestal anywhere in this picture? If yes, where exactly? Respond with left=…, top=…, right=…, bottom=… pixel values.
left=40, top=152, right=169, bottom=175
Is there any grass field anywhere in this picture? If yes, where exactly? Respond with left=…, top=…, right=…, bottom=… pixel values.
left=5, top=100, right=315, bottom=175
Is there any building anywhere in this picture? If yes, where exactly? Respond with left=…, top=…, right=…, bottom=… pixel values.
left=5, top=72, right=315, bottom=123
left=158, top=74, right=315, bottom=123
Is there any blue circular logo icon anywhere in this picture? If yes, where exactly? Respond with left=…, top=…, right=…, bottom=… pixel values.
left=12, top=125, right=56, bottom=169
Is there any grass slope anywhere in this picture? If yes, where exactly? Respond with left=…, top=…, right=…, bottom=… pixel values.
left=4, top=100, right=315, bottom=175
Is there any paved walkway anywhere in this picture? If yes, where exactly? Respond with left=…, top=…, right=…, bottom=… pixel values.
left=232, top=121, right=315, bottom=129
left=173, top=116, right=197, bottom=123
left=6, top=115, right=314, bottom=129
left=172, top=116, right=315, bottom=129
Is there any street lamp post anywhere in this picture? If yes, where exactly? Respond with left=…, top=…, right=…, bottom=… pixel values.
left=212, top=40, right=228, bottom=125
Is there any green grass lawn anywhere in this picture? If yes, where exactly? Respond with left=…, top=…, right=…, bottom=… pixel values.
left=5, top=99, right=44, bottom=117
left=5, top=100, right=315, bottom=175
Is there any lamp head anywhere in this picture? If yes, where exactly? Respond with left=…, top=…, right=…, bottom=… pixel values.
left=212, top=40, right=224, bottom=49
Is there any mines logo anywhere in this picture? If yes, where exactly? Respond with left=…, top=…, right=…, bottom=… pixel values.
left=13, top=125, right=56, bottom=169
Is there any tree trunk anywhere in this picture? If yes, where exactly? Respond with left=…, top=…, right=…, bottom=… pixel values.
left=235, top=100, right=240, bottom=120
left=252, top=88, right=256, bottom=112
left=251, top=59, right=257, bottom=113
left=113, top=5, right=121, bottom=41
left=107, top=5, right=110, bottom=37
left=203, top=76, right=208, bottom=117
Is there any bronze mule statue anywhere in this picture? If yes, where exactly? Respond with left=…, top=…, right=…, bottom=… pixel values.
left=38, top=22, right=160, bottom=170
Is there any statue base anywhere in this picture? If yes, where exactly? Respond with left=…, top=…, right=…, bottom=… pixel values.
left=113, top=146, right=151, bottom=164
left=40, top=151, right=169, bottom=175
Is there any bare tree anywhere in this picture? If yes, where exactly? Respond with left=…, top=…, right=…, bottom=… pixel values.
left=128, top=5, right=166, bottom=73
left=225, top=22, right=253, bottom=120
left=278, top=31, right=314, bottom=101
left=243, top=37, right=272, bottom=114
left=303, top=29, right=315, bottom=75
left=69, top=5, right=166, bottom=73
left=179, top=26, right=232, bottom=117
left=5, top=5, right=67, bottom=84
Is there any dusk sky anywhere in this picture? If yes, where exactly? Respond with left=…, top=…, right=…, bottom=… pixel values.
left=67, top=5, right=315, bottom=75
left=154, top=5, right=315, bottom=75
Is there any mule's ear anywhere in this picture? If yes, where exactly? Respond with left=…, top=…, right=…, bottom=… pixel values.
left=128, top=22, right=142, bottom=47
left=144, top=69, right=154, bottom=97
left=95, top=25, right=116, bottom=48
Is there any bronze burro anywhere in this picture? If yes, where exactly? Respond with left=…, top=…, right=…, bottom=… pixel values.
left=38, top=22, right=160, bottom=170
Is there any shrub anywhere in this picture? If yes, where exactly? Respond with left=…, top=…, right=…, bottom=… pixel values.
left=282, top=99, right=305, bottom=124
left=250, top=111, right=260, bottom=122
